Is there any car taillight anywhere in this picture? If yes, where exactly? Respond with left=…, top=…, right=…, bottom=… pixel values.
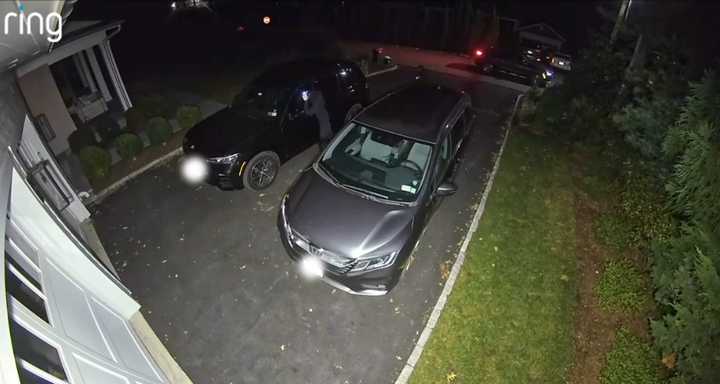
left=475, top=49, right=484, bottom=56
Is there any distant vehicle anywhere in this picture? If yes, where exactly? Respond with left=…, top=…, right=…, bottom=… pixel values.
left=520, top=47, right=551, bottom=65
left=182, top=59, right=368, bottom=191
left=472, top=45, right=496, bottom=66
left=279, top=82, right=474, bottom=295
left=549, top=52, right=572, bottom=71
left=476, top=48, right=555, bottom=87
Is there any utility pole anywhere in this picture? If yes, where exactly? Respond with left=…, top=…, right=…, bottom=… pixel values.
left=611, top=0, right=631, bottom=44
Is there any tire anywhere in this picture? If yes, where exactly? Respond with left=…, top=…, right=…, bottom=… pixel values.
left=344, top=103, right=362, bottom=123
left=242, top=151, right=280, bottom=192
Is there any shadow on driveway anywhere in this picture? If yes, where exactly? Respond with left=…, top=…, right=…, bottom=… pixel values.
left=93, top=69, right=519, bottom=384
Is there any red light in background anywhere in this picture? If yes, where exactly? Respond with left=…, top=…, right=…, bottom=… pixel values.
left=475, top=50, right=484, bottom=56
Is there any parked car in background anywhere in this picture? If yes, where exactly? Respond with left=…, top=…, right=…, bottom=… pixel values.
left=549, top=52, right=573, bottom=71
left=182, top=59, right=368, bottom=190
left=279, top=82, right=474, bottom=295
left=476, top=48, right=556, bottom=87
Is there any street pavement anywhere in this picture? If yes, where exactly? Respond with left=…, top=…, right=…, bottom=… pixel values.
left=94, top=67, right=520, bottom=384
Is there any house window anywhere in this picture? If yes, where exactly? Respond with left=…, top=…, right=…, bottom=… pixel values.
left=10, top=320, right=68, bottom=383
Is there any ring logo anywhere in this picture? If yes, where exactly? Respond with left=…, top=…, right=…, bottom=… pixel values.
left=3, top=2, right=62, bottom=43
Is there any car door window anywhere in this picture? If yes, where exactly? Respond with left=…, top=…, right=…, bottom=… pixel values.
left=450, top=113, right=465, bottom=152
left=433, top=135, right=451, bottom=186
left=287, top=86, right=309, bottom=119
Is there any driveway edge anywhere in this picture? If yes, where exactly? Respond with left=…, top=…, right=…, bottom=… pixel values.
left=394, top=93, right=523, bottom=384
left=90, top=147, right=183, bottom=204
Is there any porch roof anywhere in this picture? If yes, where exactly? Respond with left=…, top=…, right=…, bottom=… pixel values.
left=16, top=20, right=124, bottom=77
left=59, top=20, right=125, bottom=47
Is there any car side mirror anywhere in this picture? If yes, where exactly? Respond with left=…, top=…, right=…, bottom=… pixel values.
left=435, top=182, right=457, bottom=197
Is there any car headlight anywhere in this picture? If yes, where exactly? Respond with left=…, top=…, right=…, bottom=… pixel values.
left=350, top=251, right=399, bottom=273
left=207, top=153, right=239, bottom=165
left=544, top=69, right=554, bottom=78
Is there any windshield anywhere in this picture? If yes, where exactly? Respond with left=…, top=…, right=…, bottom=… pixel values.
left=232, top=82, right=291, bottom=119
left=318, top=123, right=433, bottom=203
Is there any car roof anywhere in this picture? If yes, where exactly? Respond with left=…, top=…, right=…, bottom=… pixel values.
left=354, top=82, right=463, bottom=143
left=254, top=59, right=353, bottom=86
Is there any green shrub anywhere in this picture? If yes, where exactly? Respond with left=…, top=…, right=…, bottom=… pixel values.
left=613, top=96, right=681, bottom=160
left=68, top=127, right=97, bottom=154
left=136, top=94, right=179, bottom=119
left=125, top=108, right=147, bottom=133
left=176, top=105, right=202, bottom=130
left=596, top=259, right=650, bottom=312
left=113, top=133, right=143, bottom=160
left=601, top=329, right=661, bottom=384
left=663, top=72, right=720, bottom=232
left=146, top=117, right=172, bottom=145
left=651, top=226, right=720, bottom=383
left=78, top=146, right=111, bottom=182
left=91, top=114, right=120, bottom=144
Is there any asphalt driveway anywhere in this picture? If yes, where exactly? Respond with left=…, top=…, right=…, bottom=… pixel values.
left=93, top=67, right=520, bottom=384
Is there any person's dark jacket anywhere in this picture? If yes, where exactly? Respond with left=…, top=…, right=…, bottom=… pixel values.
left=304, top=90, right=332, bottom=141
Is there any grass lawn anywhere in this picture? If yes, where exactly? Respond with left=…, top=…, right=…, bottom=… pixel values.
left=410, top=130, right=577, bottom=384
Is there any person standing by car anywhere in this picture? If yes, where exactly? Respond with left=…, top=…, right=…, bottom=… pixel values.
left=303, top=83, right=332, bottom=149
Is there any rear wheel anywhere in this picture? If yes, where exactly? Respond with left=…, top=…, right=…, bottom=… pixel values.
left=344, top=103, right=362, bottom=123
left=242, top=151, right=280, bottom=191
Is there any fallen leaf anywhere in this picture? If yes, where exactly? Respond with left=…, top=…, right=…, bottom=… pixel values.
left=662, top=352, right=677, bottom=369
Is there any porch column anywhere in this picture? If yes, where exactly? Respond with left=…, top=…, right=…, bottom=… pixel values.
left=99, top=40, right=132, bottom=111
left=74, top=51, right=97, bottom=93
left=84, top=47, right=112, bottom=103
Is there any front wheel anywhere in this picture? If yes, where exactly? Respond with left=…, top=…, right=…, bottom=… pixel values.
left=242, top=151, right=280, bottom=191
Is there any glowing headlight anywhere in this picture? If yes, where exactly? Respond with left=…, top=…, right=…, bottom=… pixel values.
left=180, top=155, right=208, bottom=185
left=299, top=256, right=324, bottom=279
left=207, top=153, right=239, bottom=165
left=545, top=69, right=554, bottom=78
left=350, top=251, right=399, bottom=273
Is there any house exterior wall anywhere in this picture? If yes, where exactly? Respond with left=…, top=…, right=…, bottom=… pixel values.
left=0, top=65, right=31, bottom=384
left=1, top=69, right=171, bottom=383
left=16, top=65, right=78, bottom=155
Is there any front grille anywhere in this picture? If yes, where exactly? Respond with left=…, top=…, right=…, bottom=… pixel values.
left=289, top=229, right=356, bottom=275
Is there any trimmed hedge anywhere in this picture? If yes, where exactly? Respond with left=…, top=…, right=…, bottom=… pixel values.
left=146, top=117, right=172, bottom=145
left=91, top=114, right=120, bottom=144
left=113, top=133, right=143, bottom=160
left=136, top=94, right=179, bottom=119
left=78, top=146, right=111, bottom=182
left=125, top=108, right=147, bottom=133
left=176, top=105, right=202, bottom=130
left=68, top=127, right=97, bottom=154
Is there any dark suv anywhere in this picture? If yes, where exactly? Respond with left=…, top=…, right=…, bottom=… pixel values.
left=278, top=82, right=474, bottom=295
left=183, top=59, right=368, bottom=190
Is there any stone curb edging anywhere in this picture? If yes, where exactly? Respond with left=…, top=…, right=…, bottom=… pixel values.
left=89, top=146, right=183, bottom=205
left=394, top=93, right=524, bottom=384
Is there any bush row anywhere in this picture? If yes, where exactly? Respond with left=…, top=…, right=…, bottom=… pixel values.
left=76, top=104, right=202, bottom=184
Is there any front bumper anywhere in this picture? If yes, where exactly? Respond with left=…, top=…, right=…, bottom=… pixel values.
left=205, top=160, right=244, bottom=189
left=277, top=216, right=400, bottom=296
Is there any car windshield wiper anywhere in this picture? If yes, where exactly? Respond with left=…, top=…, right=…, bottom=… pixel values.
left=318, top=162, right=400, bottom=203
left=342, top=181, right=389, bottom=200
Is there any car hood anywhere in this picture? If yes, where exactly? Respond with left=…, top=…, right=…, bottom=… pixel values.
left=285, top=169, right=416, bottom=259
left=184, top=108, right=273, bottom=158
